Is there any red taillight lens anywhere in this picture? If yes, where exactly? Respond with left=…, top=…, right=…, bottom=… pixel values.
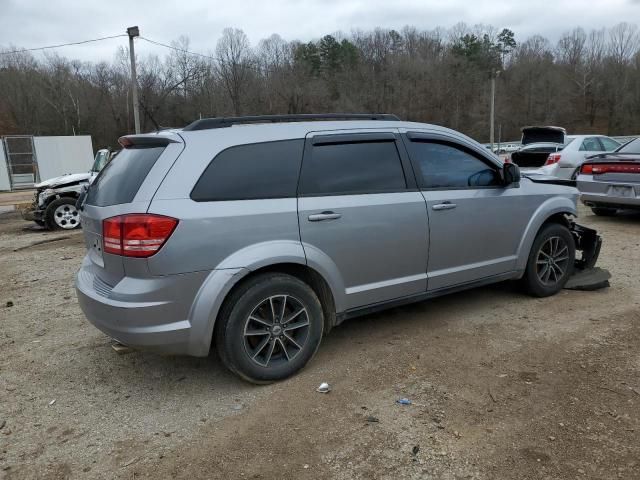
left=581, top=163, right=640, bottom=175
left=580, top=164, right=593, bottom=174
left=103, top=214, right=178, bottom=258
left=545, top=153, right=561, bottom=166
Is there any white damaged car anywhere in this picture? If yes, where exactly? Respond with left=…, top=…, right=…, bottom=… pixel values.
left=22, top=149, right=116, bottom=230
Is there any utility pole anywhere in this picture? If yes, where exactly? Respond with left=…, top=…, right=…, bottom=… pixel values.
left=489, top=70, right=501, bottom=152
left=127, top=26, right=141, bottom=134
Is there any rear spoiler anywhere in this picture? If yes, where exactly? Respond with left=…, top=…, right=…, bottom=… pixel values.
left=118, top=134, right=180, bottom=148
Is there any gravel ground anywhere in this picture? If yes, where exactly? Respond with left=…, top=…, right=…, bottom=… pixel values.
left=0, top=206, right=639, bottom=479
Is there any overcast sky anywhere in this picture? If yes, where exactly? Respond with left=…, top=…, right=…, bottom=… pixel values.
left=1, top=0, right=639, bottom=62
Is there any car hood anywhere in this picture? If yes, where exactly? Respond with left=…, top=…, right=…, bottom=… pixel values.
left=35, top=172, right=92, bottom=189
left=522, top=171, right=576, bottom=187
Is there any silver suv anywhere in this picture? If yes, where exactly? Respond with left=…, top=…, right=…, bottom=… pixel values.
left=76, top=114, right=601, bottom=383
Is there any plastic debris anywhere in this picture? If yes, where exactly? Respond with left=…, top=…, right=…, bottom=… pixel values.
left=316, top=382, right=331, bottom=393
left=396, top=398, right=412, bottom=405
left=412, top=445, right=420, bottom=455
left=48, top=399, right=56, bottom=406
left=365, top=415, right=380, bottom=423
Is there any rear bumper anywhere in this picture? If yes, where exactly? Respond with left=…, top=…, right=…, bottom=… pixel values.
left=75, top=257, right=218, bottom=356
left=578, top=175, right=640, bottom=209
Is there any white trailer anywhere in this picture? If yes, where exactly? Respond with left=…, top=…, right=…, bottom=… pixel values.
left=0, top=135, right=93, bottom=191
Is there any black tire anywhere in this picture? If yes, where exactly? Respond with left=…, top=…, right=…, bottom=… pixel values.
left=215, top=273, right=324, bottom=384
left=34, top=220, right=45, bottom=227
left=522, top=223, right=575, bottom=297
left=591, top=207, right=617, bottom=217
left=44, top=197, right=81, bottom=230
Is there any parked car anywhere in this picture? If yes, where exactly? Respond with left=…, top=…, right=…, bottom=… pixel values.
left=577, top=137, right=640, bottom=215
left=536, top=135, right=621, bottom=179
left=23, top=148, right=117, bottom=230
left=510, top=142, right=564, bottom=168
left=75, top=114, right=602, bottom=383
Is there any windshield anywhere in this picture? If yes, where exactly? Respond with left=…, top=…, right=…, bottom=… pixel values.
left=91, top=150, right=110, bottom=172
left=618, top=138, right=640, bottom=153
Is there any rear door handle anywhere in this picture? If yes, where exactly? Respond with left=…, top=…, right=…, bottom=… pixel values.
left=432, top=202, right=457, bottom=211
left=308, top=211, right=342, bottom=222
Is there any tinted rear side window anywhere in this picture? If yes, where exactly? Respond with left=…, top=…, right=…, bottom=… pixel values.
left=299, top=141, right=406, bottom=195
left=191, top=140, right=303, bottom=201
left=85, top=146, right=165, bottom=207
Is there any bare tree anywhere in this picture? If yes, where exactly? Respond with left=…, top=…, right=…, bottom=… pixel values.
left=215, top=28, right=253, bottom=115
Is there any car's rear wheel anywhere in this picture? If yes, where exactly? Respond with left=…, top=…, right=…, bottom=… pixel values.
left=591, top=207, right=617, bottom=216
left=44, top=197, right=81, bottom=230
left=523, top=223, right=575, bottom=297
left=215, top=273, right=324, bottom=384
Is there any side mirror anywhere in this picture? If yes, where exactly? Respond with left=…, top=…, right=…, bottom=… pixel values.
left=503, top=162, right=521, bottom=185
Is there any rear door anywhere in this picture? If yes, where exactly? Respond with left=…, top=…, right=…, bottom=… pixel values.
left=403, top=131, right=533, bottom=291
left=80, top=137, right=183, bottom=285
left=297, top=130, right=429, bottom=310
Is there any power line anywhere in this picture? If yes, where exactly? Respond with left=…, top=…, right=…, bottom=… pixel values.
left=0, top=34, right=128, bottom=56
left=140, top=36, right=216, bottom=61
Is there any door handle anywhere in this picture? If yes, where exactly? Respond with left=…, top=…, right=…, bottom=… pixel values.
left=308, top=211, right=342, bottom=222
left=432, top=202, right=457, bottom=211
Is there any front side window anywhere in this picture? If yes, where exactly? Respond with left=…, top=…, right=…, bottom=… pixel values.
left=580, top=137, right=604, bottom=152
left=191, top=140, right=304, bottom=201
left=299, top=140, right=406, bottom=195
left=408, top=141, right=501, bottom=189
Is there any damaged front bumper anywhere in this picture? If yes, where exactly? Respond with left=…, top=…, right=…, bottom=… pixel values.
left=20, top=192, right=44, bottom=222
left=570, top=222, right=602, bottom=270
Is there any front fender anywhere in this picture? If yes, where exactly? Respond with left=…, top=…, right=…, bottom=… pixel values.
left=515, top=196, right=577, bottom=272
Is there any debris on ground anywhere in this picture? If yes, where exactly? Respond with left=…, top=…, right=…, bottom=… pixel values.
left=48, top=399, right=56, bottom=406
left=396, top=398, right=412, bottom=405
left=564, top=267, right=611, bottom=291
left=12, top=235, right=72, bottom=252
left=111, top=342, right=134, bottom=354
left=0, top=420, right=6, bottom=430
left=412, top=445, right=420, bottom=455
left=365, top=415, right=380, bottom=423
left=316, top=382, right=330, bottom=393
left=5, top=301, right=13, bottom=307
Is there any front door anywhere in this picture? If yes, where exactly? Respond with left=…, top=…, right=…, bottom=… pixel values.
left=297, top=131, right=429, bottom=310
left=403, top=132, right=533, bottom=291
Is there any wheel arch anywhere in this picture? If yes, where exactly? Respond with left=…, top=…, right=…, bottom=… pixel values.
left=189, top=259, right=340, bottom=357
left=515, top=197, right=577, bottom=273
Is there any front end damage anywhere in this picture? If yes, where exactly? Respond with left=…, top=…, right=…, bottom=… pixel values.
left=570, top=221, right=602, bottom=271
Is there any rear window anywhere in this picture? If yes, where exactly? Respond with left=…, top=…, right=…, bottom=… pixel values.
left=85, top=146, right=164, bottom=207
left=619, top=138, right=640, bottom=153
left=190, top=140, right=303, bottom=201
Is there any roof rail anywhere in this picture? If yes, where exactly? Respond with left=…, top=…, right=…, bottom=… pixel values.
left=182, top=113, right=401, bottom=131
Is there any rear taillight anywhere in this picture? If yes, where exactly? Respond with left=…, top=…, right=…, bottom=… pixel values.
left=103, top=214, right=178, bottom=258
left=581, top=163, right=640, bottom=175
left=545, top=153, right=561, bottom=166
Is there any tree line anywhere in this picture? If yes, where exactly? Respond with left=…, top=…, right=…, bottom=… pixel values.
left=1, top=22, right=639, bottom=148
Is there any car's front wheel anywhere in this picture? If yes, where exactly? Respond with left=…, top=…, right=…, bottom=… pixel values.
left=215, top=273, right=324, bottom=384
left=44, top=197, right=81, bottom=230
left=522, top=223, right=575, bottom=297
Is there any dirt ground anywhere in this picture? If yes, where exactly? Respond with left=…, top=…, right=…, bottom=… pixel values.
left=0, top=206, right=638, bottom=480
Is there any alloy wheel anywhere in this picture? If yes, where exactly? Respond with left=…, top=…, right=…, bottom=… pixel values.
left=243, top=295, right=310, bottom=367
left=536, top=236, right=570, bottom=286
